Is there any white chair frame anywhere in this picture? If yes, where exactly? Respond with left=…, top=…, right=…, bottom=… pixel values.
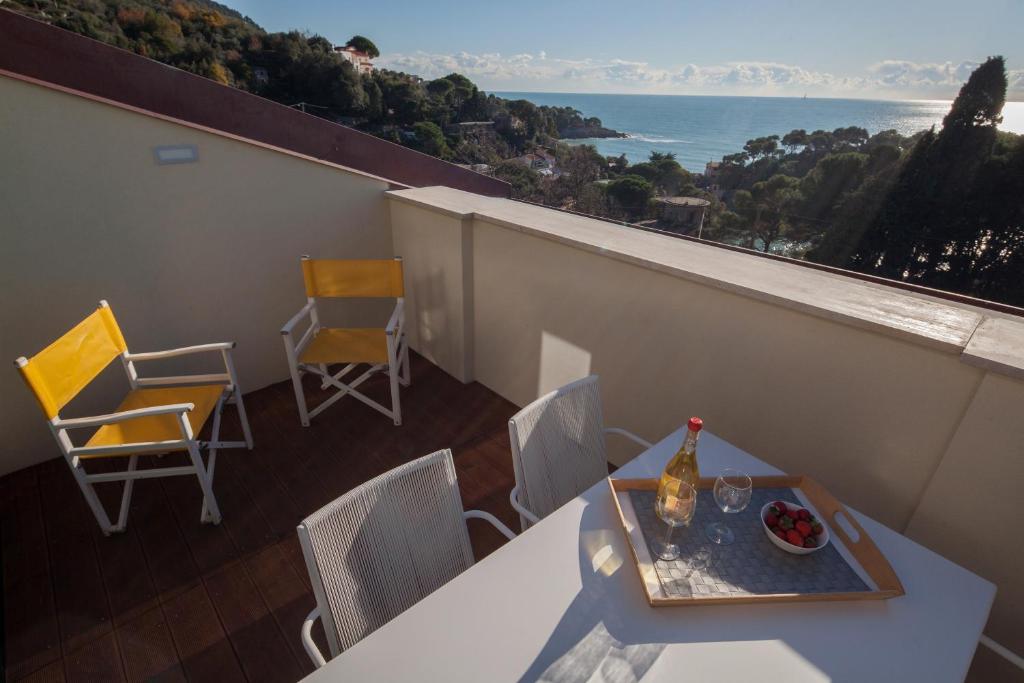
left=508, top=375, right=652, bottom=530
left=296, top=449, right=516, bottom=667
left=280, top=278, right=410, bottom=427
left=15, top=307, right=253, bottom=535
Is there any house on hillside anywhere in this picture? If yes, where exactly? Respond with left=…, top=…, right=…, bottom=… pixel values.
left=334, top=45, right=373, bottom=74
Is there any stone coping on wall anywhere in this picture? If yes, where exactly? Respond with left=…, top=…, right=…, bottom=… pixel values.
left=387, top=185, right=1024, bottom=380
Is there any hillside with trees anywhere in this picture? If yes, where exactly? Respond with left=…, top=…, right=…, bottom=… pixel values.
left=6, top=0, right=620, bottom=164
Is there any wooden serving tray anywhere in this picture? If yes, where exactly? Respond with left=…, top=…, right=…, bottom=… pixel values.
left=609, top=476, right=905, bottom=606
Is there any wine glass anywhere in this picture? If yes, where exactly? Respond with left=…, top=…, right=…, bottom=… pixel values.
left=653, top=481, right=697, bottom=561
left=705, top=469, right=752, bottom=545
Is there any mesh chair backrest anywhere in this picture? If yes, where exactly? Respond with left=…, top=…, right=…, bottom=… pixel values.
left=16, top=302, right=127, bottom=419
left=298, top=449, right=475, bottom=657
left=301, top=258, right=404, bottom=298
left=508, top=375, right=608, bottom=522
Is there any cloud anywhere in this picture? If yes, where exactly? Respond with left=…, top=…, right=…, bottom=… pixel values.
left=376, top=51, right=1024, bottom=99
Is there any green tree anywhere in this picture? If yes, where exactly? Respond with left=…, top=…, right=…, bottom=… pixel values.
left=732, top=174, right=804, bottom=253
left=410, top=122, right=451, bottom=158
left=345, top=35, right=379, bottom=58
left=493, top=161, right=542, bottom=200
left=607, top=175, right=654, bottom=221
left=847, top=57, right=1010, bottom=289
left=781, top=129, right=808, bottom=154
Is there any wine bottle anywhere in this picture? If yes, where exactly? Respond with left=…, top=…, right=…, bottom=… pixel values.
left=656, top=417, right=703, bottom=511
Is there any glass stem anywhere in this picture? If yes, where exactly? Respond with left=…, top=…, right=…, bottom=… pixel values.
left=663, top=523, right=674, bottom=547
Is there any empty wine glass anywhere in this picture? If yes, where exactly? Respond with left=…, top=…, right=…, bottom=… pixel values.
left=705, top=469, right=752, bottom=545
left=653, top=480, right=697, bottom=561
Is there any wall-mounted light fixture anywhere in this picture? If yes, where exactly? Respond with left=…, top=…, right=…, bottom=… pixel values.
left=153, top=145, right=199, bottom=165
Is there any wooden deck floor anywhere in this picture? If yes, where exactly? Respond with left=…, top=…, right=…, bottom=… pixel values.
left=1, top=353, right=519, bottom=682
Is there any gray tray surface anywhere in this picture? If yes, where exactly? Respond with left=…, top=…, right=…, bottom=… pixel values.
left=628, top=488, right=869, bottom=599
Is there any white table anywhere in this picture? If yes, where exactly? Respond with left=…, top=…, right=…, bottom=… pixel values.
left=305, top=429, right=995, bottom=682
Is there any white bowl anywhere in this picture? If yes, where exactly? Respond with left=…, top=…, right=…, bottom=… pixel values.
left=760, top=501, right=830, bottom=555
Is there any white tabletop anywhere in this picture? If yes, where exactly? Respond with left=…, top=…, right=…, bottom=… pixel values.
left=305, top=429, right=995, bottom=683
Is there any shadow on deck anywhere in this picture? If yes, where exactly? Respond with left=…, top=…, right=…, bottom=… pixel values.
left=1, top=352, right=518, bottom=682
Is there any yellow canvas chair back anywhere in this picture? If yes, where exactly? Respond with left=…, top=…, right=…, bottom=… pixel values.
left=301, top=257, right=404, bottom=298
left=17, top=301, right=127, bottom=419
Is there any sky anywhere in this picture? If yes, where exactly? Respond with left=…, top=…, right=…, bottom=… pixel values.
left=228, top=0, right=1024, bottom=101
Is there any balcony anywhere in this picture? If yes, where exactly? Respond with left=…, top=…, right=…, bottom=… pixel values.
left=3, top=51, right=1024, bottom=682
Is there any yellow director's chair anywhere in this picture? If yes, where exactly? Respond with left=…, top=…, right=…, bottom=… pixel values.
left=281, top=257, right=410, bottom=426
left=14, top=301, right=253, bottom=534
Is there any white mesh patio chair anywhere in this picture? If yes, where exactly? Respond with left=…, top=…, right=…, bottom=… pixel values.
left=281, top=256, right=410, bottom=427
left=297, top=448, right=516, bottom=667
left=508, top=375, right=653, bottom=530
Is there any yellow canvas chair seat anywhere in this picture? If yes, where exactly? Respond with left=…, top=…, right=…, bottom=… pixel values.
left=299, top=328, right=389, bottom=365
left=83, top=385, right=226, bottom=457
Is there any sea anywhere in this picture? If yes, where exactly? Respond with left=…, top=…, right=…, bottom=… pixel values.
left=492, top=92, right=1024, bottom=173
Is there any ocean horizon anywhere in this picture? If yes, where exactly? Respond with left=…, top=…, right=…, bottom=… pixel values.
left=492, top=91, right=1024, bottom=172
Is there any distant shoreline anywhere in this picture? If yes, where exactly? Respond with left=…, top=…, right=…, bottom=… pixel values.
left=491, top=90, right=967, bottom=105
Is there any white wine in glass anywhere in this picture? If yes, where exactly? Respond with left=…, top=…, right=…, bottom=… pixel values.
left=653, top=480, right=697, bottom=561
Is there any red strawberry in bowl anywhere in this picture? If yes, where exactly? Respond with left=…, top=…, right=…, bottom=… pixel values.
left=761, top=501, right=830, bottom=555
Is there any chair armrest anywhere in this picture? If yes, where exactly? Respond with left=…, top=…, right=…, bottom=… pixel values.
left=301, top=607, right=328, bottom=668
left=55, top=403, right=195, bottom=430
left=604, top=427, right=653, bottom=450
left=509, top=485, right=540, bottom=526
left=463, top=509, right=517, bottom=541
left=282, top=301, right=315, bottom=336
left=125, top=343, right=235, bottom=361
left=385, top=299, right=405, bottom=336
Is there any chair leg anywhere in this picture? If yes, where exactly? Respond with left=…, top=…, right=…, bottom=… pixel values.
left=400, top=335, right=411, bottom=387
left=69, top=464, right=116, bottom=535
left=115, top=455, right=138, bottom=531
left=319, top=363, right=330, bottom=390
left=233, top=387, right=254, bottom=449
left=288, top=359, right=311, bottom=427
left=187, top=442, right=222, bottom=525
left=389, top=365, right=402, bottom=426
left=201, top=403, right=224, bottom=523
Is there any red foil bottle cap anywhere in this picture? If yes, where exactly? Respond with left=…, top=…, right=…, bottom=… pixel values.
left=688, top=417, right=703, bottom=432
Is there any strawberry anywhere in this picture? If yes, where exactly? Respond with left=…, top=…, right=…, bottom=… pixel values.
left=785, top=509, right=799, bottom=520
left=773, top=527, right=787, bottom=540
left=811, top=521, right=824, bottom=536
left=767, top=505, right=782, bottom=517
left=804, top=536, right=818, bottom=548
left=779, top=515, right=794, bottom=530
left=774, top=501, right=788, bottom=514
left=765, top=513, right=779, bottom=527
left=786, top=529, right=804, bottom=546
left=797, top=509, right=811, bottom=522
left=795, top=520, right=812, bottom=537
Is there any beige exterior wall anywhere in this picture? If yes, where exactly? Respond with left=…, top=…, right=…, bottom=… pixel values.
left=388, top=186, right=1024, bottom=665
left=1, top=75, right=395, bottom=474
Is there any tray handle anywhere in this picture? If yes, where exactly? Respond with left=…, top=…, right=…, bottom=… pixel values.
left=800, top=476, right=905, bottom=596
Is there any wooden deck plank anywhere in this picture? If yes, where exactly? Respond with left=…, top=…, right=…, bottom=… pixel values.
left=62, top=631, right=124, bottom=683
left=2, top=354, right=519, bottom=683
left=204, top=560, right=305, bottom=683
left=161, top=583, right=245, bottom=683
left=114, top=606, right=185, bottom=683
left=35, top=465, right=114, bottom=658
left=2, top=468, right=62, bottom=681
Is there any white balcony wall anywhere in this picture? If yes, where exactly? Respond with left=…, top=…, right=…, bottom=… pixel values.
left=389, top=185, right=1024, bottom=668
left=0, top=75, right=396, bottom=474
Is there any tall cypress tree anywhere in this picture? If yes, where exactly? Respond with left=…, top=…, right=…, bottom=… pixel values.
left=846, top=57, right=1011, bottom=293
